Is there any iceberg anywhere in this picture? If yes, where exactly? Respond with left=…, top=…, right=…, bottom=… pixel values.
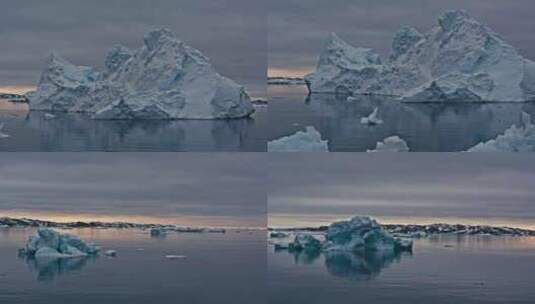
left=150, top=228, right=167, bottom=237
left=360, top=107, right=383, bottom=125
left=28, top=28, right=254, bottom=120
left=288, top=234, right=322, bottom=253
left=324, top=216, right=412, bottom=252
left=268, top=126, right=329, bottom=152
left=467, top=112, right=535, bottom=151
left=305, top=10, right=535, bottom=102
left=18, top=228, right=100, bottom=258
left=367, top=136, right=410, bottom=152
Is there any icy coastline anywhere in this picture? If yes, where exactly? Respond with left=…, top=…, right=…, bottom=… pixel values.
left=0, top=217, right=226, bottom=233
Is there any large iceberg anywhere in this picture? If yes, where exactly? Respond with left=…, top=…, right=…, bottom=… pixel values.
left=18, top=228, right=100, bottom=258
left=28, top=28, right=254, bottom=119
left=268, top=126, right=329, bottom=152
left=324, top=216, right=412, bottom=252
left=282, top=216, right=413, bottom=254
left=305, top=10, right=535, bottom=102
left=468, top=112, right=535, bottom=151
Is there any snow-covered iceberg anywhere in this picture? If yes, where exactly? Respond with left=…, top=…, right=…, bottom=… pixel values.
left=324, top=216, right=413, bottom=252
left=268, top=126, right=329, bottom=152
left=305, top=10, right=535, bottom=102
left=468, top=111, right=535, bottom=151
left=367, top=136, right=410, bottom=152
left=18, top=228, right=100, bottom=258
left=28, top=28, right=254, bottom=120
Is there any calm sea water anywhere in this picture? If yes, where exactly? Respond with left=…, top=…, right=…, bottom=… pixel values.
left=268, top=234, right=535, bottom=304
left=268, top=85, right=535, bottom=152
left=0, top=101, right=267, bottom=152
left=0, top=228, right=266, bottom=304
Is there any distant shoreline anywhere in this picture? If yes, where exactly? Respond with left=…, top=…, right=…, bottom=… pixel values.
left=0, top=217, right=263, bottom=231
left=268, top=223, right=535, bottom=237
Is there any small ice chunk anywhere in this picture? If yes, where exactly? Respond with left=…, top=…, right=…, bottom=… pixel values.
left=288, top=234, right=322, bottom=253
left=0, top=123, right=10, bottom=139
left=44, top=113, right=56, bottom=119
left=165, top=255, right=187, bottom=259
left=105, top=250, right=117, bottom=257
left=360, top=107, right=383, bottom=125
left=150, top=228, right=167, bottom=237
left=268, top=126, right=329, bottom=152
left=367, top=136, right=409, bottom=152
left=269, top=231, right=288, bottom=238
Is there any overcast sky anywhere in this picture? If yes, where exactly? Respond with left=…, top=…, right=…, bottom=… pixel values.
left=0, top=0, right=266, bottom=96
left=0, top=153, right=266, bottom=228
left=268, top=0, right=535, bottom=76
left=269, top=154, right=535, bottom=229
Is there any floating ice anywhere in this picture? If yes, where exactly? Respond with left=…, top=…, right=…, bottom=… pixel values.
left=367, top=136, right=409, bottom=152
left=44, top=113, right=56, bottom=120
left=150, top=228, right=167, bottom=237
left=288, top=234, right=322, bottom=253
left=269, top=231, right=289, bottom=238
left=28, top=28, right=254, bottom=120
left=324, top=216, right=413, bottom=252
left=104, top=250, right=117, bottom=257
left=467, top=112, right=535, bottom=152
left=268, top=126, right=329, bottom=152
left=0, top=123, right=9, bottom=139
left=360, top=107, right=383, bottom=125
left=18, top=228, right=100, bottom=258
left=306, top=10, right=535, bottom=102
left=165, top=255, right=187, bottom=259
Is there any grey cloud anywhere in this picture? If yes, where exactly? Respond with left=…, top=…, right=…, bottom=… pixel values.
left=268, top=154, right=535, bottom=223
left=0, top=153, right=266, bottom=227
left=0, top=0, right=266, bottom=95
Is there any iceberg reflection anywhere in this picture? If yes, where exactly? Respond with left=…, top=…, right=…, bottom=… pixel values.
left=324, top=250, right=411, bottom=281
left=20, top=255, right=97, bottom=281
left=276, top=247, right=411, bottom=281
left=0, top=110, right=263, bottom=151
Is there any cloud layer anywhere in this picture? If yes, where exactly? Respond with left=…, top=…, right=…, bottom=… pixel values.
left=0, top=153, right=266, bottom=227
left=269, top=154, right=535, bottom=227
left=0, top=0, right=266, bottom=95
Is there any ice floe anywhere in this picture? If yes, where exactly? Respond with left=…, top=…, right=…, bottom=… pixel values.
left=367, top=136, right=409, bottom=152
left=268, top=126, right=329, bottom=152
